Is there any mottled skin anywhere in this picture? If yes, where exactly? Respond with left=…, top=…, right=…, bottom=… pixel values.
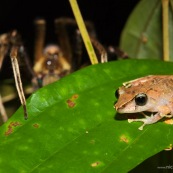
left=114, top=75, right=173, bottom=130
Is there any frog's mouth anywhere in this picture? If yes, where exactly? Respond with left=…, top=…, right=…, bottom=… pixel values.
left=116, top=106, right=136, bottom=114
left=115, top=102, right=152, bottom=114
left=115, top=100, right=138, bottom=113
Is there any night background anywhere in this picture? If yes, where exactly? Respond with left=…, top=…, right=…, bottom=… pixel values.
left=0, top=0, right=139, bottom=50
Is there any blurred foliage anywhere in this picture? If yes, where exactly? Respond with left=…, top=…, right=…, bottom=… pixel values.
left=120, top=0, right=173, bottom=61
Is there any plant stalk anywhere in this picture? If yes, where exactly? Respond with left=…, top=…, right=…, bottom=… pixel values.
left=162, top=0, right=169, bottom=61
left=69, top=0, right=98, bottom=64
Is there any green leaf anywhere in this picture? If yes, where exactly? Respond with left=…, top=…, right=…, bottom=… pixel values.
left=120, top=0, right=173, bottom=60
left=0, top=59, right=173, bottom=172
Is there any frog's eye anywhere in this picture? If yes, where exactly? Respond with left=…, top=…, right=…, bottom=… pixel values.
left=115, top=89, right=119, bottom=98
left=135, top=93, right=148, bottom=106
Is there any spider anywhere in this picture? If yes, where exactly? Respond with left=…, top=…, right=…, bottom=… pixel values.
left=0, top=17, right=115, bottom=123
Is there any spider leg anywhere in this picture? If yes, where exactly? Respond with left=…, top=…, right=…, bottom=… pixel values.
left=0, top=94, right=8, bottom=122
left=0, top=33, right=10, bottom=69
left=54, top=18, right=73, bottom=65
left=90, top=37, right=108, bottom=63
left=0, top=33, right=10, bottom=122
left=34, top=19, right=46, bottom=63
left=10, top=46, right=28, bottom=119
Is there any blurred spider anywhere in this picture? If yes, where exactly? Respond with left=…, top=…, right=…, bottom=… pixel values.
left=0, top=17, right=117, bottom=123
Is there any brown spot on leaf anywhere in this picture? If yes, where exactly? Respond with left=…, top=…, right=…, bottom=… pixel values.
left=5, top=121, right=22, bottom=136
left=72, top=94, right=79, bottom=99
left=91, top=161, right=101, bottom=167
left=141, top=34, right=148, bottom=43
left=33, top=123, right=40, bottom=128
left=66, top=94, right=79, bottom=108
left=120, top=135, right=129, bottom=143
left=66, top=99, right=76, bottom=108
left=90, top=139, right=95, bottom=144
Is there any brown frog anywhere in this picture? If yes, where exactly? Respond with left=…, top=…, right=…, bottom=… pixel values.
left=114, top=75, right=173, bottom=130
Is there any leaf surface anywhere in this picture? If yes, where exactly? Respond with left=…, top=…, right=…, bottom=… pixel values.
left=0, top=60, right=173, bottom=172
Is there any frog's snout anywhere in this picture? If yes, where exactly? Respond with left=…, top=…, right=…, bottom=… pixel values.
left=114, top=102, right=119, bottom=111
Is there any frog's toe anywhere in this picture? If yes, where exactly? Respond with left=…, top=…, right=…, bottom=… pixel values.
left=128, top=118, right=145, bottom=130
left=128, top=119, right=134, bottom=123
left=138, top=124, right=145, bottom=130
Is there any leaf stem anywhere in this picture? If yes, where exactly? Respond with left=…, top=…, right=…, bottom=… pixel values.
left=162, top=0, right=169, bottom=61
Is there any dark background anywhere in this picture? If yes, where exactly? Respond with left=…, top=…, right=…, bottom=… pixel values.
left=0, top=0, right=139, bottom=79
left=0, top=0, right=139, bottom=49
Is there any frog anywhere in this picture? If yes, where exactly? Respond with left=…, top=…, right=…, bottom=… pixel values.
left=114, top=75, right=173, bottom=130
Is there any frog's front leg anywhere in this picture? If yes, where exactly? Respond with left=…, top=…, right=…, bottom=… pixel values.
left=128, top=112, right=165, bottom=130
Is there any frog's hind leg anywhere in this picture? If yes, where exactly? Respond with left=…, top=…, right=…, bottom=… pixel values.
left=128, top=113, right=163, bottom=130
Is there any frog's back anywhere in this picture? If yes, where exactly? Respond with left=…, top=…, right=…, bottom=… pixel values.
left=125, top=75, right=173, bottom=92
left=116, top=75, right=173, bottom=110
